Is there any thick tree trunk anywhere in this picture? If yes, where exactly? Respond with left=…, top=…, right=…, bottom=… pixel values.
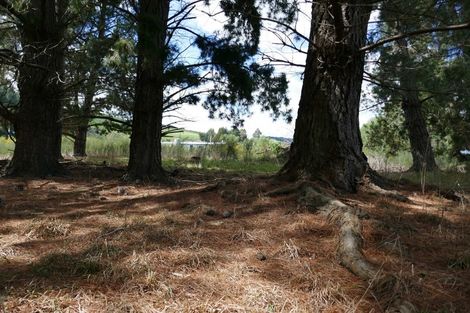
left=73, top=86, right=94, bottom=157
left=5, top=0, right=67, bottom=177
left=397, top=39, right=438, bottom=172
left=73, top=126, right=88, bottom=157
left=127, top=0, right=169, bottom=180
left=402, top=98, right=437, bottom=172
left=280, top=1, right=372, bottom=192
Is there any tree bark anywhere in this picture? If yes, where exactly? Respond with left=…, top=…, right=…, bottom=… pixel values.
left=401, top=98, right=437, bottom=172
left=56, top=120, right=64, bottom=161
left=72, top=1, right=109, bottom=158
left=280, top=1, right=372, bottom=192
left=127, top=0, right=169, bottom=180
left=73, top=126, right=88, bottom=157
left=73, top=82, right=95, bottom=157
left=5, top=0, right=67, bottom=177
left=397, top=39, right=438, bottom=172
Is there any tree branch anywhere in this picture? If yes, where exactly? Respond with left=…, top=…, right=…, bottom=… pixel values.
left=61, top=115, right=131, bottom=127
left=0, top=0, right=27, bottom=24
left=360, top=22, right=470, bottom=52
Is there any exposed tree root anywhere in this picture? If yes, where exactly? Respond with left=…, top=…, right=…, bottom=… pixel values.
left=198, top=178, right=247, bottom=193
left=303, top=186, right=415, bottom=312
left=198, top=182, right=223, bottom=193
left=363, top=182, right=411, bottom=203
left=267, top=182, right=415, bottom=312
left=361, top=172, right=411, bottom=203
left=441, top=190, right=468, bottom=204
left=367, top=168, right=397, bottom=189
left=264, top=180, right=309, bottom=197
left=120, top=171, right=174, bottom=185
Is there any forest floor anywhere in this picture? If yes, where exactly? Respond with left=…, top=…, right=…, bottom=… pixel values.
left=0, top=164, right=469, bottom=312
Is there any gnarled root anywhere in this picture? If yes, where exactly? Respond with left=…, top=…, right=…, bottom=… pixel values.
left=441, top=190, right=468, bottom=204
left=364, top=169, right=411, bottom=203
left=299, top=186, right=415, bottom=312
left=365, top=182, right=410, bottom=203
left=264, top=180, right=310, bottom=197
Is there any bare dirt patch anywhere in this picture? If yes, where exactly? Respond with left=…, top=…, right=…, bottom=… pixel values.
left=0, top=166, right=469, bottom=312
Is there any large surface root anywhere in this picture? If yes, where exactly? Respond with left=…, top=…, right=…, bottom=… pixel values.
left=304, top=186, right=415, bottom=312
left=441, top=190, right=468, bottom=204
left=268, top=183, right=416, bottom=312
left=301, top=187, right=380, bottom=278
left=359, top=172, right=410, bottom=203
left=363, top=182, right=411, bottom=203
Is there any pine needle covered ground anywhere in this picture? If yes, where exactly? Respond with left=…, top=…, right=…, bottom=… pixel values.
left=0, top=165, right=469, bottom=312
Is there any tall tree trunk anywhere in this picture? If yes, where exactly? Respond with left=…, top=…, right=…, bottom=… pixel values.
left=72, top=0, right=109, bottom=158
left=73, top=85, right=94, bottom=157
left=73, top=126, right=88, bottom=157
left=5, top=0, right=67, bottom=177
left=127, top=0, right=169, bottom=180
left=401, top=97, right=438, bottom=172
left=397, top=39, right=438, bottom=172
left=56, top=120, right=64, bottom=161
left=280, top=1, right=372, bottom=192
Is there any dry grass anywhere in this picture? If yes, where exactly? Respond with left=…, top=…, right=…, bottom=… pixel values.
left=0, top=166, right=469, bottom=312
left=24, top=218, right=71, bottom=239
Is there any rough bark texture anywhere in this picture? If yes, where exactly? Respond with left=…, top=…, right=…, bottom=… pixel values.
left=402, top=99, right=437, bottom=172
left=280, top=1, right=371, bottom=192
left=73, top=126, right=88, bottom=157
left=56, top=121, right=64, bottom=161
left=127, top=0, right=169, bottom=180
left=5, top=0, right=67, bottom=177
left=72, top=1, right=109, bottom=158
left=402, top=97, right=437, bottom=172
left=397, top=40, right=438, bottom=172
left=73, top=82, right=95, bottom=157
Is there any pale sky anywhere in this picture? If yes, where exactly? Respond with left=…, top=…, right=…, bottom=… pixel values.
left=163, top=3, right=377, bottom=138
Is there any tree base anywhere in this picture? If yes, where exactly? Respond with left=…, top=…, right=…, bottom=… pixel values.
left=3, top=160, right=66, bottom=178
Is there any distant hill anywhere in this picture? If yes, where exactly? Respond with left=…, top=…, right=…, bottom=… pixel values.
left=162, top=130, right=201, bottom=142
left=162, top=129, right=293, bottom=145
left=268, top=136, right=293, bottom=145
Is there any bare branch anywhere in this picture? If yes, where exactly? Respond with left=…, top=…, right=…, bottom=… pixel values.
left=360, top=22, right=470, bottom=52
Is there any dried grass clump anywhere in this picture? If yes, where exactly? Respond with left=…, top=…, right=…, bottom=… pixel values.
left=2, top=290, right=78, bottom=313
left=126, top=251, right=157, bottom=274
left=144, top=226, right=177, bottom=246
left=413, top=212, right=445, bottom=226
left=84, top=241, right=123, bottom=259
left=178, top=228, right=202, bottom=249
left=231, top=227, right=270, bottom=244
left=103, top=252, right=167, bottom=289
left=289, top=264, right=359, bottom=312
left=25, top=218, right=71, bottom=239
left=448, top=250, right=470, bottom=270
left=175, top=248, right=218, bottom=270
left=379, top=234, right=410, bottom=257
left=32, top=252, right=104, bottom=277
left=306, top=279, right=358, bottom=313
left=99, top=218, right=153, bottom=241
left=0, top=245, right=17, bottom=258
left=278, top=239, right=301, bottom=259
